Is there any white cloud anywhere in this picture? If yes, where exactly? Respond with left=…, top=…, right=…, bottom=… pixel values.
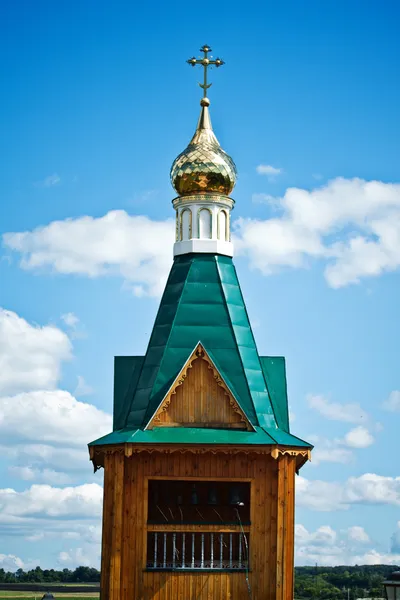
left=0, top=308, right=72, bottom=395
left=0, top=444, right=90, bottom=473
left=296, top=476, right=345, bottom=511
left=344, top=426, right=374, bottom=448
left=295, top=523, right=398, bottom=566
left=24, top=524, right=102, bottom=545
left=35, top=174, right=61, bottom=188
left=5, top=178, right=400, bottom=292
left=296, top=524, right=337, bottom=545
left=308, top=426, right=376, bottom=466
left=0, top=389, right=111, bottom=447
left=0, top=484, right=103, bottom=566
left=256, top=164, right=283, bottom=179
left=312, top=446, right=354, bottom=466
left=74, top=375, right=94, bottom=397
left=8, top=466, right=73, bottom=485
left=307, top=394, right=368, bottom=423
left=347, top=525, right=370, bottom=543
left=3, top=210, right=175, bottom=297
left=0, top=308, right=109, bottom=484
left=61, top=312, right=79, bottom=328
left=391, top=522, right=400, bottom=553
left=346, top=473, right=400, bottom=506
left=383, top=390, right=400, bottom=412
left=297, top=473, right=400, bottom=511
left=235, top=177, right=400, bottom=288
left=252, top=193, right=277, bottom=205
left=0, top=390, right=112, bottom=446
left=0, top=483, right=103, bottom=519
left=60, top=312, right=86, bottom=339
left=0, top=554, right=25, bottom=570
left=355, top=549, right=400, bottom=566
left=58, top=546, right=100, bottom=568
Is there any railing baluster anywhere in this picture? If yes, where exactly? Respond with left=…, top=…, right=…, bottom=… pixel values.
left=172, top=532, right=176, bottom=568
left=154, top=532, right=158, bottom=568
left=148, top=530, right=248, bottom=571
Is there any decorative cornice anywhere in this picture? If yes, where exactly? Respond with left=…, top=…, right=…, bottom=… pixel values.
left=172, top=194, right=234, bottom=209
left=89, top=443, right=312, bottom=470
left=271, top=447, right=311, bottom=461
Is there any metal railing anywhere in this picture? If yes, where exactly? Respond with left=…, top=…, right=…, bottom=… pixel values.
left=146, top=531, right=249, bottom=571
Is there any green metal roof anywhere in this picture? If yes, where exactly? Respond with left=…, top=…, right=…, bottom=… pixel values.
left=260, top=356, right=289, bottom=433
left=89, top=426, right=310, bottom=447
left=89, top=253, right=311, bottom=450
left=113, top=356, right=144, bottom=431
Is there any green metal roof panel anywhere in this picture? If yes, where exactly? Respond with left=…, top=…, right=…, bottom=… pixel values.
left=89, top=426, right=312, bottom=448
left=216, top=258, right=276, bottom=430
left=113, top=356, right=145, bottom=430
left=262, top=427, right=311, bottom=448
left=260, top=356, right=290, bottom=433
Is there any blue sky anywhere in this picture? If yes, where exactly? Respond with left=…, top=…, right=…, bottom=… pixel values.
left=1, top=0, right=400, bottom=570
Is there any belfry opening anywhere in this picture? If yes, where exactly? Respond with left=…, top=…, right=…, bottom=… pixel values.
left=89, top=44, right=312, bottom=600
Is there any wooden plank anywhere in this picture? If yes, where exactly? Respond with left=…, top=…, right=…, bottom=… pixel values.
left=284, top=456, right=296, bottom=600
left=147, top=474, right=253, bottom=482
left=125, top=457, right=137, bottom=600
left=100, top=454, right=114, bottom=600
left=136, top=450, right=145, bottom=599
left=120, top=457, right=129, bottom=600
left=275, top=455, right=286, bottom=600
left=109, top=452, right=124, bottom=600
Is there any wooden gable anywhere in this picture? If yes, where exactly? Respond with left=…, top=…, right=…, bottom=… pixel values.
left=147, top=344, right=252, bottom=430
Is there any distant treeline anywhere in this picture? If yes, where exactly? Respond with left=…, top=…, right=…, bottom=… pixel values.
left=1, top=564, right=398, bottom=597
left=0, top=567, right=100, bottom=584
left=294, top=564, right=398, bottom=598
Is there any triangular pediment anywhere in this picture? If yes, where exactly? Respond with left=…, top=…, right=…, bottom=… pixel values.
left=147, top=344, right=252, bottom=431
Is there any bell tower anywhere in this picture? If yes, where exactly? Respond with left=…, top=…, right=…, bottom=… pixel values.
left=89, top=44, right=312, bottom=600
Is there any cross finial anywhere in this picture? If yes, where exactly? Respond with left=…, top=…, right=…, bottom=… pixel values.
left=187, top=44, right=225, bottom=105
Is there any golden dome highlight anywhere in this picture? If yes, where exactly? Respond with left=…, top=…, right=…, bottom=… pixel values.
left=170, top=102, right=237, bottom=197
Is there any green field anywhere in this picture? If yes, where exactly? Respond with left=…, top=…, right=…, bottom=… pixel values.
left=0, top=594, right=99, bottom=599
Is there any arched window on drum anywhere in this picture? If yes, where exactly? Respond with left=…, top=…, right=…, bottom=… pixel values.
left=180, top=208, right=192, bottom=241
left=198, top=208, right=212, bottom=239
left=218, top=209, right=228, bottom=241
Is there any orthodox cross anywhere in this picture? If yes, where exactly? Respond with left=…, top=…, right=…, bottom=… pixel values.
left=187, top=44, right=225, bottom=99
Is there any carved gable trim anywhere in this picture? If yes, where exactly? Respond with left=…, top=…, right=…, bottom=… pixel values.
left=146, top=343, right=253, bottom=430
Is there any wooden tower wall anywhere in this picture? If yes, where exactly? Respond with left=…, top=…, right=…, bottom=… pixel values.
left=99, top=448, right=296, bottom=600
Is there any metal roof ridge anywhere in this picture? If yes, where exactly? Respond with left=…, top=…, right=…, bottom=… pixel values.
left=215, top=257, right=278, bottom=429
left=140, top=258, right=193, bottom=426
left=214, top=257, right=258, bottom=423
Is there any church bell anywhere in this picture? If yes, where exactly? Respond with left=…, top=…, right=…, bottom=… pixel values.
left=229, top=484, right=244, bottom=506
left=207, top=486, right=218, bottom=505
left=191, top=483, right=199, bottom=505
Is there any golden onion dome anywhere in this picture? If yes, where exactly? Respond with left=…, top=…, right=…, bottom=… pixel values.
left=171, top=98, right=237, bottom=196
